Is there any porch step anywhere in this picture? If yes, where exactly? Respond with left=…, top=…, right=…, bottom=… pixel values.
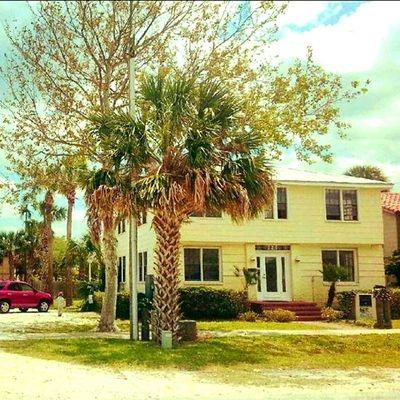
left=250, top=301, right=322, bottom=321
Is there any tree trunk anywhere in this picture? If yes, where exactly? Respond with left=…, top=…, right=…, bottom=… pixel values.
left=65, top=190, right=75, bottom=306
left=152, top=206, right=183, bottom=344
left=8, top=255, right=14, bottom=280
left=327, top=281, right=336, bottom=308
left=42, top=190, right=54, bottom=295
left=97, top=228, right=118, bottom=332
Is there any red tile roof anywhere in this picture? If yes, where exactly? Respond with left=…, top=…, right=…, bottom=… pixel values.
left=382, top=192, right=400, bottom=214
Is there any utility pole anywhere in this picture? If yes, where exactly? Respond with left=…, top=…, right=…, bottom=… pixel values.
left=128, top=0, right=139, bottom=341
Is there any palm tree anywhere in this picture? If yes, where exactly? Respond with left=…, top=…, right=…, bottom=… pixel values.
left=0, top=231, right=26, bottom=279
left=130, top=72, right=275, bottom=343
left=38, top=192, right=66, bottom=294
left=344, top=165, right=388, bottom=182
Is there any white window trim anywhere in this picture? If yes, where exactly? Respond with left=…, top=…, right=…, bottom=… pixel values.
left=183, top=247, right=222, bottom=283
left=321, top=248, right=358, bottom=284
left=324, top=188, right=359, bottom=222
left=265, top=187, right=288, bottom=220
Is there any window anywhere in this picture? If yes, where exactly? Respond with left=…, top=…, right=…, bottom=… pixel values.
left=138, top=212, right=147, bottom=226
left=139, top=251, right=148, bottom=282
left=322, top=250, right=356, bottom=282
left=325, top=189, right=358, bottom=221
left=8, top=283, right=21, bottom=291
left=118, top=256, right=126, bottom=283
left=184, top=248, right=220, bottom=282
left=265, top=187, right=288, bottom=219
left=20, top=283, right=34, bottom=292
left=0, top=283, right=5, bottom=290
left=117, top=219, right=126, bottom=234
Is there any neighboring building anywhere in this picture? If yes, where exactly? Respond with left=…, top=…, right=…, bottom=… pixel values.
left=382, top=192, right=400, bottom=260
left=116, top=168, right=391, bottom=305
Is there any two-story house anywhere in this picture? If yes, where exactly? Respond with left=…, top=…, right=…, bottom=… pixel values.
left=116, top=168, right=391, bottom=307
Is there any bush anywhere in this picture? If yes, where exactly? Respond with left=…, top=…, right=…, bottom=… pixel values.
left=81, top=292, right=151, bottom=320
left=262, top=308, right=296, bottom=322
left=76, top=281, right=99, bottom=299
left=179, top=287, right=249, bottom=320
left=321, top=307, right=343, bottom=322
left=390, top=289, right=400, bottom=319
left=238, top=311, right=259, bottom=322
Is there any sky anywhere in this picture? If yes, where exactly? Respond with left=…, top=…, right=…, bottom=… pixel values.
left=0, top=1, right=399, bottom=238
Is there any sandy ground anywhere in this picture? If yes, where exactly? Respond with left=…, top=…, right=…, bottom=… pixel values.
left=0, top=350, right=399, bottom=400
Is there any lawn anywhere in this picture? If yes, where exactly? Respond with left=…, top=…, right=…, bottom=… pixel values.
left=196, top=320, right=330, bottom=331
left=2, top=335, right=400, bottom=377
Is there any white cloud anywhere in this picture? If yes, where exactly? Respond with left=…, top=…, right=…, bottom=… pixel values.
left=277, top=1, right=328, bottom=27
left=273, top=1, right=400, bottom=73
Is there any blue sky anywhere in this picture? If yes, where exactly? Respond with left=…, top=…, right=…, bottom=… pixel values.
left=0, top=1, right=399, bottom=238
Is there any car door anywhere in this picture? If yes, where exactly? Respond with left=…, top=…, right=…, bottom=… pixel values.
left=19, top=283, right=37, bottom=308
left=7, top=282, right=23, bottom=307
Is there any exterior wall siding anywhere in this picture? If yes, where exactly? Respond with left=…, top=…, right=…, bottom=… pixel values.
left=116, top=183, right=386, bottom=304
left=383, top=211, right=399, bottom=258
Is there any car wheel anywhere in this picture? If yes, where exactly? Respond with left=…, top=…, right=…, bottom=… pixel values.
left=0, top=300, right=10, bottom=314
left=38, top=300, right=50, bottom=313
left=20, top=308, right=28, bottom=313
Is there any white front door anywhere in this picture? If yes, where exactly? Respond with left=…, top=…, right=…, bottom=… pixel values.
left=256, top=253, right=291, bottom=301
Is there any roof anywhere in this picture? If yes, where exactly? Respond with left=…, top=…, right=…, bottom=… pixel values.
left=382, top=192, right=400, bottom=214
left=275, top=167, right=392, bottom=188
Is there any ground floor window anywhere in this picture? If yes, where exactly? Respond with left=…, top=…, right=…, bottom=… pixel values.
left=184, top=248, right=220, bottom=282
left=118, top=256, right=126, bottom=283
left=139, top=251, right=148, bottom=282
left=322, top=249, right=356, bottom=282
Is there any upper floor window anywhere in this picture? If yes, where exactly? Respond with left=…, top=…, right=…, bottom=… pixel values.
left=138, top=251, right=148, bottom=282
left=118, top=256, right=126, bottom=284
left=117, top=219, right=126, bottom=234
left=184, top=248, right=220, bottom=282
left=322, top=249, right=356, bottom=282
left=138, top=212, right=147, bottom=226
left=325, top=189, right=358, bottom=221
left=265, top=187, right=288, bottom=219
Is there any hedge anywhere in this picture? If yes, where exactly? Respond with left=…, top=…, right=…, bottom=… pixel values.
left=81, top=292, right=151, bottom=320
left=390, top=289, right=400, bottom=319
left=82, top=287, right=249, bottom=320
left=178, top=287, right=249, bottom=320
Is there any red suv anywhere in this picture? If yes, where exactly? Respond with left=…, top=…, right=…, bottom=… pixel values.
left=0, top=281, right=53, bottom=313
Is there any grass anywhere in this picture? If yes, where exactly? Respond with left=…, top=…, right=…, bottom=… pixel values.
left=2, top=335, right=400, bottom=376
left=196, top=320, right=330, bottom=331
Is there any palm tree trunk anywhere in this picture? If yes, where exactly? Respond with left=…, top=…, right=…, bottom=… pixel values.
left=65, top=190, right=75, bottom=307
left=98, top=228, right=118, bottom=332
left=8, top=255, right=14, bottom=280
left=152, top=206, right=183, bottom=344
left=42, top=190, right=54, bottom=295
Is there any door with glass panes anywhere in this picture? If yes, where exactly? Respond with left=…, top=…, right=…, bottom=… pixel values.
left=256, top=253, right=291, bottom=301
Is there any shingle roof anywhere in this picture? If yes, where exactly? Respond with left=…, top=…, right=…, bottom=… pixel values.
left=275, top=167, right=392, bottom=188
left=382, top=192, right=400, bottom=214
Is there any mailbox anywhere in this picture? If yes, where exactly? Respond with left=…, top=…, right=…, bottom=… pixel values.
left=355, top=293, right=376, bottom=321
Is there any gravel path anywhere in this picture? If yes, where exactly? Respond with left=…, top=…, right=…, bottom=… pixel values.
left=1, top=350, right=400, bottom=400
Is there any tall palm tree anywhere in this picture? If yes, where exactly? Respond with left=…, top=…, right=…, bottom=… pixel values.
left=129, top=72, right=275, bottom=343
left=38, top=192, right=66, bottom=294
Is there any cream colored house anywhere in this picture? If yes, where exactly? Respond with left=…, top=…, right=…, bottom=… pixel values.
left=116, top=168, right=391, bottom=306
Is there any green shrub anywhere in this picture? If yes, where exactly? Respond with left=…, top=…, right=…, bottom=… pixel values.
left=262, top=308, right=296, bottom=322
left=178, top=287, right=249, bottom=320
left=81, top=292, right=151, bottom=320
left=238, top=311, right=259, bottom=322
left=390, top=289, right=400, bottom=319
left=321, top=307, right=343, bottom=322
